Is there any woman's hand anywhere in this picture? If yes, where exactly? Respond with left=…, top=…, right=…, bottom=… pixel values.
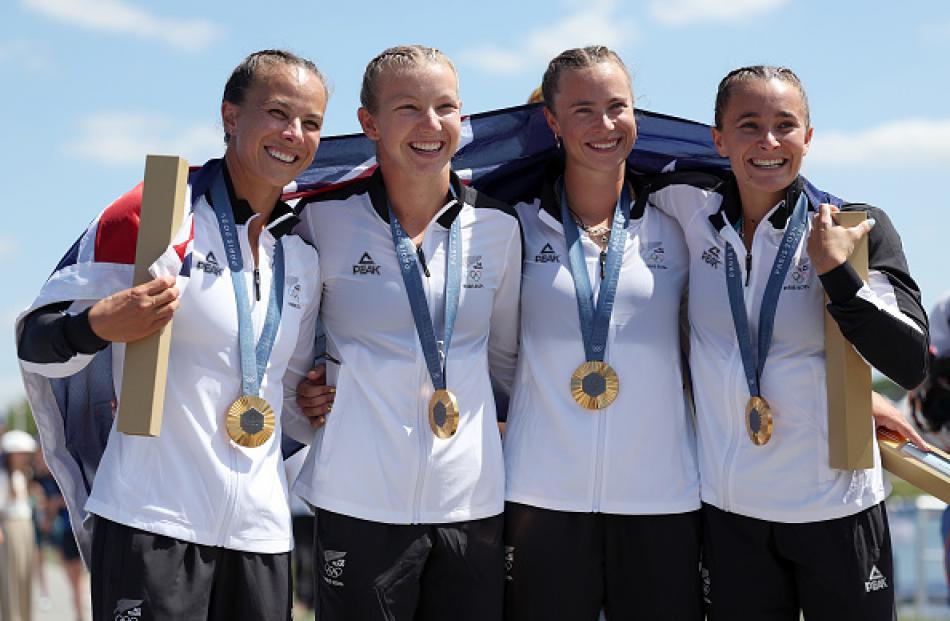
left=87, top=275, right=179, bottom=342
left=806, top=204, right=876, bottom=275
left=296, top=364, right=335, bottom=428
left=872, top=390, right=930, bottom=450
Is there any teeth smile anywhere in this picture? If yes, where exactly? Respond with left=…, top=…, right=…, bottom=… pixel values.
left=267, top=147, right=296, bottom=163
left=751, top=158, right=785, bottom=168
left=411, top=142, right=442, bottom=152
left=589, top=138, right=621, bottom=150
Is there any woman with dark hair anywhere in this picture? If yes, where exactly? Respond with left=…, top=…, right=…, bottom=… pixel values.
left=17, top=49, right=329, bottom=620
left=651, top=64, right=929, bottom=620
left=501, top=46, right=703, bottom=620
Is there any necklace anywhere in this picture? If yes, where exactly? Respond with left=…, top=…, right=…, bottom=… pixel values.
left=570, top=210, right=611, bottom=249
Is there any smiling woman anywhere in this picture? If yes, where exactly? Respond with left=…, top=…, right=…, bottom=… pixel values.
left=650, top=65, right=930, bottom=621
left=501, top=46, right=704, bottom=621
left=292, top=45, right=521, bottom=621
left=16, top=49, right=330, bottom=621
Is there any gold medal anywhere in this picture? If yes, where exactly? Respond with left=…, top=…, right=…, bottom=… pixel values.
left=570, top=361, right=619, bottom=410
left=428, top=389, right=460, bottom=439
left=226, top=395, right=275, bottom=448
left=745, top=396, right=773, bottom=446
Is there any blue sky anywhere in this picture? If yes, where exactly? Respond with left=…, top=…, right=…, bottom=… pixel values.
left=2, top=0, right=949, bottom=407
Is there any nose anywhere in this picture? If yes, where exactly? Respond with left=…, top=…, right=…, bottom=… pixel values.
left=421, top=107, right=441, bottom=130
left=282, top=118, right=304, bottom=143
left=760, top=129, right=780, bottom=148
left=598, top=112, right=615, bottom=130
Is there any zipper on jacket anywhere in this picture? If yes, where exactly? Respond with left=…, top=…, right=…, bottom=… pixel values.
left=215, top=446, right=240, bottom=545
left=718, top=362, right=745, bottom=512
left=253, top=267, right=261, bottom=300
left=599, top=250, right=606, bottom=280
left=417, top=246, right=431, bottom=278
left=744, top=253, right=752, bottom=287
left=591, top=367, right=609, bottom=512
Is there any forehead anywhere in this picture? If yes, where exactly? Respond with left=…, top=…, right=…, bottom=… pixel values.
left=375, top=60, right=458, bottom=100
left=246, top=64, right=326, bottom=107
left=555, top=62, right=631, bottom=99
left=723, top=78, right=805, bottom=117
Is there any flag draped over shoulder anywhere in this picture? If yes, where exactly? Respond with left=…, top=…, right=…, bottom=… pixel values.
left=286, top=103, right=731, bottom=204
left=15, top=162, right=216, bottom=563
left=17, top=103, right=728, bottom=565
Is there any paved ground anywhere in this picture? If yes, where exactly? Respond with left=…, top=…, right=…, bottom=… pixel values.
left=33, top=554, right=91, bottom=621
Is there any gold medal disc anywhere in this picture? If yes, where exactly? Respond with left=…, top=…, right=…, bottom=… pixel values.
left=570, top=361, right=619, bottom=410
left=226, top=395, right=276, bottom=448
left=428, top=389, right=460, bottom=439
left=745, top=396, right=773, bottom=446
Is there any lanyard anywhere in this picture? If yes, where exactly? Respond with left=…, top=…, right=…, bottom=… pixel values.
left=559, top=178, right=631, bottom=362
left=724, top=192, right=808, bottom=399
left=209, top=172, right=284, bottom=397
left=389, top=191, right=461, bottom=392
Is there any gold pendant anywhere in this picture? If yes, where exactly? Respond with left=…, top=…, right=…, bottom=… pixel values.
left=226, top=395, right=275, bottom=448
left=745, top=396, right=773, bottom=446
left=570, top=361, right=619, bottom=410
left=428, top=389, right=460, bottom=439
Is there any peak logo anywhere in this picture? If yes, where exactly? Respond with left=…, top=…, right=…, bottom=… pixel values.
left=353, top=252, right=381, bottom=275
left=865, top=565, right=888, bottom=592
left=535, top=243, right=560, bottom=263
left=196, top=251, right=223, bottom=277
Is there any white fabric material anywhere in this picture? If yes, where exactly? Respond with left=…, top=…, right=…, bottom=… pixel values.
left=293, top=185, right=521, bottom=524
left=504, top=198, right=700, bottom=514
left=19, top=193, right=321, bottom=554
left=652, top=183, right=891, bottom=523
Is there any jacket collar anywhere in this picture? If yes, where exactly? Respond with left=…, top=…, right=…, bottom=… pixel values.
left=707, top=174, right=814, bottom=234
left=367, top=166, right=466, bottom=229
left=537, top=158, right=650, bottom=227
left=205, top=162, right=300, bottom=239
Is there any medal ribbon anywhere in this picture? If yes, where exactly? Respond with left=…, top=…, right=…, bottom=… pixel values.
left=389, top=190, right=462, bottom=393
left=209, top=172, right=284, bottom=397
left=724, top=192, right=808, bottom=400
left=559, top=178, right=631, bottom=362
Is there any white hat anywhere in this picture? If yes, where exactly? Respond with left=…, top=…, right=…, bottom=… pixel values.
left=932, top=292, right=950, bottom=358
left=1, top=430, right=38, bottom=454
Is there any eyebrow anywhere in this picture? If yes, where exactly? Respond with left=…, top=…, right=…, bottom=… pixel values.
left=567, top=96, right=628, bottom=108
left=264, top=98, right=323, bottom=119
left=735, top=110, right=798, bottom=121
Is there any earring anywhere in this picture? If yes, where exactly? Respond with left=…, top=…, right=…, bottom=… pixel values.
left=554, top=134, right=561, bottom=150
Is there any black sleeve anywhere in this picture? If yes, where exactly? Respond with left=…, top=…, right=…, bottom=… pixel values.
left=818, top=204, right=929, bottom=389
left=17, top=302, right=110, bottom=364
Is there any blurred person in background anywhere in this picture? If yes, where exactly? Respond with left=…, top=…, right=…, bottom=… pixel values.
left=907, top=291, right=950, bottom=604
left=31, top=451, right=54, bottom=611
left=1, top=430, right=39, bottom=621
left=33, top=449, right=87, bottom=621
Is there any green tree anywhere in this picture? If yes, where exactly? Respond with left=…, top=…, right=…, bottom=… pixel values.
left=3, top=398, right=37, bottom=436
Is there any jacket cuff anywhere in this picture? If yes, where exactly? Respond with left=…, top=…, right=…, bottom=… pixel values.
left=63, top=308, right=110, bottom=354
left=819, top=262, right=863, bottom=304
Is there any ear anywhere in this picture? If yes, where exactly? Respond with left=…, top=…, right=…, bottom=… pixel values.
left=543, top=107, right=560, bottom=139
left=711, top=126, right=727, bottom=158
left=221, top=100, right=239, bottom=140
left=358, top=107, right=380, bottom=141
left=802, top=125, right=814, bottom=156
